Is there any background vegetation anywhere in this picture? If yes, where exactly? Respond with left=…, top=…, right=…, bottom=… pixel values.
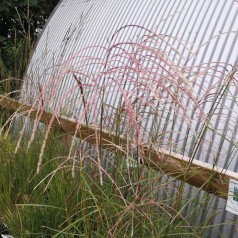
left=0, top=0, right=60, bottom=128
left=0, top=0, right=59, bottom=94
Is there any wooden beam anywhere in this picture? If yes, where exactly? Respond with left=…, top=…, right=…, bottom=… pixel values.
left=1, top=95, right=237, bottom=199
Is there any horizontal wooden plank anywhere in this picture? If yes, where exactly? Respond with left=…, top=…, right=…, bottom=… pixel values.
left=1, top=95, right=237, bottom=199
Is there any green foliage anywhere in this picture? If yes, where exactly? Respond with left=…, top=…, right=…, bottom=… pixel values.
left=0, top=0, right=59, bottom=44
left=0, top=0, right=59, bottom=96
left=0, top=39, right=31, bottom=91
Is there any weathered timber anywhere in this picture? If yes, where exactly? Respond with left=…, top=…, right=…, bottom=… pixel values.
left=1, top=95, right=238, bottom=199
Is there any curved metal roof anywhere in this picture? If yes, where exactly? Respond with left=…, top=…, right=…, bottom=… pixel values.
left=22, top=0, right=238, bottom=236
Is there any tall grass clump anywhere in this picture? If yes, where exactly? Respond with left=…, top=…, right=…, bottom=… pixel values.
left=0, top=130, right=220, bottom=237
left=1, top=24, right=238, bottom=237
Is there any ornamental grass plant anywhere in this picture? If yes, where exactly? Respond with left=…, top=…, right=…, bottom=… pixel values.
left=0, top=24, right=238, bottom=237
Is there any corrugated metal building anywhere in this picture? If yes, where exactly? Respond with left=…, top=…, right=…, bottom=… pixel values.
left=22, top=0, right=238, bottom=237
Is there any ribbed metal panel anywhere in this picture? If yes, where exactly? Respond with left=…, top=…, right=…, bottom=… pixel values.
left=22, top=0, right=238, bottom=236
